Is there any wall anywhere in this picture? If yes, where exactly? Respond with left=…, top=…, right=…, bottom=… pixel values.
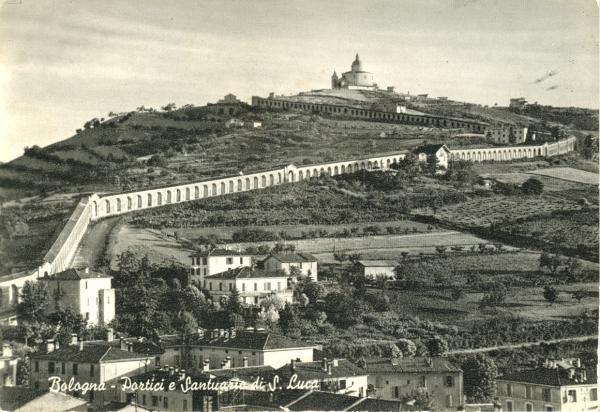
left=251, top=96, right=488, bottom=132
left=263, top=258, right=318, bottom=282
left=362, top=266, right=395, bottom=279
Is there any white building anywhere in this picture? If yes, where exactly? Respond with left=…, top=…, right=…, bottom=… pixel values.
left=203, top=266, right=292, bottom=305
left=485, top=125, right=528, bottom=144
left=414, top=144, right=451, bottom=170
left=331, top=54, right=377, bottom=90
left=355, top=260, right=397, bottom=280
left=161, top=328, right=315, bottom=370
left=190, top=248, right=252, bottom=282
left=262, top=253, right=318, bottom=282
left=497, top=359, right=597, bottom=412
left=38, top=268, right=115, bottom=326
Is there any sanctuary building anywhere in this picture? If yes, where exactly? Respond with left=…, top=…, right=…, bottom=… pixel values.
left=331, top=54, right=377, bottom=90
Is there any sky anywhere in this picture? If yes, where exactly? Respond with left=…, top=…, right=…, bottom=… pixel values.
left=0, top=0, right=598, bottom=162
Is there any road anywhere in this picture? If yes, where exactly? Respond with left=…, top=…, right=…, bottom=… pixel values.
left=449, top=335, right=598, bottom=355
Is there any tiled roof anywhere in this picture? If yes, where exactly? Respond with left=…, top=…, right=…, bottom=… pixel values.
left=39, top=268, right=111, bottom=281
left=13, top=391, right=88, bottom=412
left=204, top=266, right=287, bottom=279
left=236, top=389, right=309, bottom=409
left=498, top=367, right=597, bottom=387
left=276, top=359, right=366, bottom=381
left=192, top=248, right=248, bottom=258
left=414, top=144, right=449, bottom=155
left=362, top=357, right=461, bottom=374
left=287, top=391, right=361, bottom=411
left=357, top=260, right=397, bottom=267
left=348, top=397, right=405, bottom=411
left=178, top=330, right=315, bottom=351
left=266, top=253, right=317, bottom=263
left=207, top=365, right=276, bottom=382
left=31, top=340, right=158, bottom=363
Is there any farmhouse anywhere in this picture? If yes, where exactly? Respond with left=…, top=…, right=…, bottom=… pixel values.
left=190, top=248, right=252, bottom=282
left=496, top=358, right=597, bottom=412
left=414, top=144, right=451, bottom=170
left=362, top=357, right=463, bottom=411
left=202, top=266, right=292, bottom=305
left=38, top=268, right=115, bottom=326
left=161, top=328, right=315, bottom=370
left=484, top=125, right=528, bottom=144
left=262, top=253, right=318, bottom=281
left=355, top=260, right=397, bottom=280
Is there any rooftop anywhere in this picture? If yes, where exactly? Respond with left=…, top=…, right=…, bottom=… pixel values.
left=205, top=266, right=287, bottom=280
left=357, top=260, right=397, bottom=268
left=191, top=248, right=248, bottom=258
left=362, top=357, right=461, bottom=374
left=265, top=253, right=317, bottom=263
left=31, top=339, right=162, bottom=363
left=168, top=329, right=315, bottom=351
left=287, top=391, right=362, bottom=411
left=498, top=367, right=596, bottom=387
left=276, top=359, right=366, bottom=381
left=39, top=267, right=111, bottom=281
left=414, top=144, right=450, bottom=155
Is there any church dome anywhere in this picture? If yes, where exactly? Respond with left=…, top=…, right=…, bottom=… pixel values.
left=351, top=53, right=363, bottom=72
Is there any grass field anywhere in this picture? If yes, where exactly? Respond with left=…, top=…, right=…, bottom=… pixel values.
left=528, top=167, right=599, bottom=185
left=480, top=172, right=592, bottom=192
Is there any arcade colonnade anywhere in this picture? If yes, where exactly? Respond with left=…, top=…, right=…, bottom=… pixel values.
left=447, top=137, right=576, bottom=162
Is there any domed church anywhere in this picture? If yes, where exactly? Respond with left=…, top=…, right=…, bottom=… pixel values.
left=331, top=54, right=378, bottom=90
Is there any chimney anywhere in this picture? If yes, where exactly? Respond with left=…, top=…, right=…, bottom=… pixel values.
left=322, top=358, right=328, bottom=372
left=243, top=357, right=248, bottom=368
left=78, top=337, right=84, bottom=352
left=327, top=361, right=332, bottom=375
left=71, top=334, right=78, bottom=346
left=120, top=337, right=127, bottom=351
left=291, top=359, right=296, bottom=373
left=169, top=367, right=175, bottom=376
left=46, top=340, right=55, bottom=353
left=107, top=328, right=114, bottom=342
left=203, top=360, right=210, bottom=371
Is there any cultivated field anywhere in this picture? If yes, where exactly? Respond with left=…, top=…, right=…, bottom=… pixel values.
left=527, top=167, right=599, bottom=185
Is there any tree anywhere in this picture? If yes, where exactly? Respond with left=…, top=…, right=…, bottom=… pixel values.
left=174, top=311, right=198, bottom=342
left=17, top=281, right=49, bottom=323
left=435, top=245, right=447, bottom=255
left=396, top=339, right=417, bottom=358
left=543, top=286, right=558, bottom=306
left=161, top=103, right=177, bottom=112
left=375, top=274, right=388, bottom=295
left=451, top=287, right=465, bottom=301
left=461, top=354, right=498, bottom=402
left=224, top=287, right=243, bottom=315
left=426, top=336, right=448, bottom=357
left=521, top=178, right=544, bottom=195
left=479, top=282, right=508, bottom=310
left=295, top=277, right=324, bottom=304
left=258, top=305, right=280, bottom=328
left=394, top=153, right=421, bottom=180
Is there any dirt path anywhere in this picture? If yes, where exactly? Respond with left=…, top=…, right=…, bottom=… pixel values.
left=449, top=335, right=597, bottom=355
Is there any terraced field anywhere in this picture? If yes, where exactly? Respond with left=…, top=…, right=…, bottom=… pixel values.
left=528, top=167, right=599, bottom=185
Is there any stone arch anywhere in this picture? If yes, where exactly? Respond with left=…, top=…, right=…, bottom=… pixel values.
left=386, top=159, right=391, bottom=167
left=253, top=176, right=258, bottom=189
left=185, top=187, right=190, bottom=201
left=361, top=162, right=366, bottom=169
left=229, top=180, right=234, bottom=193
left=148, top=193, right=152, bottom=206
left=278, top=173, right=282, bottom=183
left=157, top=192, right=162, bottom=205
left=327, top=167, right=332, bottom=176
left=269, top=174, right=274, bottom=186
left=105, top=199, right=111, bottom=214
left=93, top=201, right=98, bottom=217
left=127, top=196, right=132, bottom=210
left=220, top=182, right=226, bottom=194
left=116, top=198, right=122, bottom=212
left=137, top=195, right=142, bottom=208
left=245, top=178, right=250, bottom=190
left=261, top=175, right=266, bottom=187
left=237, top=179, right=242, bottom=191
left=204, top=185, right=209, bottom=197
left=334, top=166, right=339, bottom=175
left=166, top=191, right=172, bottom=203
left=314, top=168, right=319, bottom=176
left=320, top=167, right=325, bottom=175
left=288, top=171, right=295, bottom=182
left=176, top=189, right=181, bottom=202
left=305, top=169, right=311, bottom=178
left=299, top=171, right=304, bottom=180
left=367, top=161, right=372, bottom=169
left=195, top=186, right=200, bottom=199
left=212, top=183, right=218, bottom=196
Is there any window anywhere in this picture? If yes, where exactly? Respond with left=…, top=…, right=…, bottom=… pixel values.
left=219, top=283, right=222, bottom=291
left=526, top=385, right=533, bottom=399
left=447, top=395, right=453, bottom=408
left=254, top=283, right=257, bottom=291
left=163, top=397, right=169, bottom=408
left=242, top=283, right=245, bottom=292
left=226, top=257, right=233, bottom=264
left=183, top=399, right=188, bottom=411
left=420, top=376, right=426, bottom=388
left=264, top=282, right=271, bottom=291
left=591, top=388, right=598, bottom=401
left=339, top=380, right=346, bottom=389
left=506, top=383, right=513, bottom=396
left=445, top=376, right=454, bottom=387
left=229, top=283, right=232, bottom=291
left=34, top=361, right=39, bottom=372
left=240, top=257, right=243, bottom=264
left=209, top=283, right=212, bottom=291
left=155, top=356, right=160, bottom=366
left=545, top=407, right=553, bottom=412
left=61, top=363, right=65, bottom=374
left=85, top=281, right=88, bottom=289
left=48, top=362, right=55, bottom=374
left=152, top=396, right=158, bottom=407
left=73, top=364, right=78, bottom=375
left=394, top=386, right=400, bottom=398
left=525, top=403, right=533, bottom=412
left=277, top=282, right=281, bottom=290
left=506, top=400, right=513, bottom=412
left=90, top=364, right=94, bottom=377
left=542, top=388, right=551, bottom=402
left=567, top=389, right=577, bottom=402
left=142, top=395, right=146, bottom=405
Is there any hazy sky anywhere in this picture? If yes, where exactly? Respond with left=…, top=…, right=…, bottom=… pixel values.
left=0, top=0, right=598, bottom=162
